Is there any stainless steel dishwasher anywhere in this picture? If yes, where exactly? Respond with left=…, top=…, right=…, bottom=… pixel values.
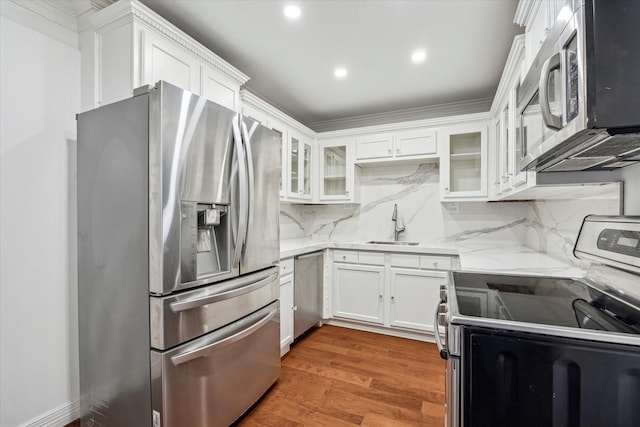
left=293, top=251, right=323, bottom=339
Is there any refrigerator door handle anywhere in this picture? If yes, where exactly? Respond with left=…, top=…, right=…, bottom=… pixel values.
left=232, top=115, right=248, bottom=268
left=241, top=120, right=256, bottom=253
left=169, top=273, right=278, bottom=312
left=170, top=306, right=278, bottom=366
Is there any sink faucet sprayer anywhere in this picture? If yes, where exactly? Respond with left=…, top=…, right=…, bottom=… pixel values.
left=392, top=203, right=405, bottom=241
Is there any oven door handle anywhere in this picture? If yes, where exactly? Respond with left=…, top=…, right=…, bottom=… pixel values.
left=433, top=300, right=449, bottom=360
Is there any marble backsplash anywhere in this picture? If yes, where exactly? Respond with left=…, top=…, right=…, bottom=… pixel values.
left=280, top=162, right=622, bottom=267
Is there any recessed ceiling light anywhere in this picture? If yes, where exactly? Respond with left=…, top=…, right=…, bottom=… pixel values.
left=284, top=5, right=301, bottom=20
left=411, top=50, right=427, bottom=64
left=334, top=67, right=348, bottom=79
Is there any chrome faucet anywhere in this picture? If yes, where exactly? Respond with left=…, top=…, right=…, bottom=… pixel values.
left=392, top=203, right=405, bottom=241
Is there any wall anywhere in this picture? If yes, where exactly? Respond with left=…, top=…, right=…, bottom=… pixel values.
left=280, top=163, right=623, bottom=269
left=0, top=5, right=81, bottom=427
left=619, top=162, right=640, bottom=215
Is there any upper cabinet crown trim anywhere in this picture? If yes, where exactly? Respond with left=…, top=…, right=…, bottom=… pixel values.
left=489, top=34, right=525, bottom=116
left=89, top=0, right=249, bottom=86
left=241, top=89, right=316, bottom=137
left=514, top=0, right=541, bottom=27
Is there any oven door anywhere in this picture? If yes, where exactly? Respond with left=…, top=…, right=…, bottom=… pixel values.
left=150, top=301, right=280, bottom=427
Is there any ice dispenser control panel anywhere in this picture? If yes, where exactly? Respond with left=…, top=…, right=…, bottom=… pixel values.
left=180, top=201, right=230, bottom=284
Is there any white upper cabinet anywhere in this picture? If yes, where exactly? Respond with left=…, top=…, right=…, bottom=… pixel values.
left=439, top=123, right=488, bottom=201
left=355, top=128, right=437, bottom=164
left=317, top=138, right=360, bottom=203
left=515, top=0, right=566, bottom=73
left=287, top=131, right=313, bottom=201
left=84, top=0, right=248, bottom=112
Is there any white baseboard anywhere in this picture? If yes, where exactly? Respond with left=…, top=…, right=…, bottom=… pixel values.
left=17, top=399, right=80, bottom=427
left=325, top=319, right=437, bottom=343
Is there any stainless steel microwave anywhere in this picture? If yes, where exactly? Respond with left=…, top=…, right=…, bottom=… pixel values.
left=517, top=0, right=640, bottom=172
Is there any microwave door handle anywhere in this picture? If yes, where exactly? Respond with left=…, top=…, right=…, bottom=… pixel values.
left=240, top=120, right=255, bottom=253
left=539, top=52, right=563, bottom=130
left=231, top=115, right=248, bottom=268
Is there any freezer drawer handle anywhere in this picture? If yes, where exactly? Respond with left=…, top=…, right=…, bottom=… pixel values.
left=170, top=306, right=278, bottom=366
left=170, top=273, right=278, bottom=312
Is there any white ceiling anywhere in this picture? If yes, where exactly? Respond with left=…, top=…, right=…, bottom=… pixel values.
left=139, top=0, right=523, bottom=131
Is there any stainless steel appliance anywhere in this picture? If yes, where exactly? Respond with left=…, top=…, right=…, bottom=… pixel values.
left=293, top=251, right=323, bottom=339
left=77, top=81, right=281, bottom=427
left=436, top=216, right=640, bottom=427
left=517, top=0, right=640, bottom=173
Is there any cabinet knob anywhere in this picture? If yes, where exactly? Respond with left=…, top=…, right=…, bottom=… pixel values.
left=391, top=296, right=395, bottom=301
left=387, top=149, right=392, bottom=154
left=292, top=305, right=297, bottom=311
left=379, top=294, right=383, bottom=299
left=444, top=187, right=449, bottom=192
left=396, top=148, right=400, bottom=154
left=345, top=190, right=349, bottom=196
left=433, top=261, right=438, bottom=268
left=342, top=255, right=346, bottom=260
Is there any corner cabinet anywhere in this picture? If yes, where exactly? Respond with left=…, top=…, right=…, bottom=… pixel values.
left=318, top=139, right=360, bottom=203
left=84, top=0, right=248, bottom=112
left=439, top=123, right=488, bottom=201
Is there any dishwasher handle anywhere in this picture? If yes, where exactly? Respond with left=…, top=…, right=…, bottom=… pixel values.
left=434, top=300, right=449, bottom=360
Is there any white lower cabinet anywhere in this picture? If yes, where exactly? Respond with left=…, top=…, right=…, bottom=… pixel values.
left=333, top=264, right=385, bottom=324
left=331, top=250, right=452, bottom=337
left=389, top=268, right=445, bottom=332
left=279, top=259, right=294, bottom=356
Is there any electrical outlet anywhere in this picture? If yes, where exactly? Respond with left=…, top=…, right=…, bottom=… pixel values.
left=445, top=202, right=459, bottom=214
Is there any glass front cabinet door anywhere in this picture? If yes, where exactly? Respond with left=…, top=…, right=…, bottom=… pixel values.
left=319, top=140, right=354, bottom=202
left=439, top=124, right=488, bottom=200
left=287, top=131, right=313, bottom=200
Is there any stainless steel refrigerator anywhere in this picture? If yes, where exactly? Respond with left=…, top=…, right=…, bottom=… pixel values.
left=77, top=81, right=281, bottom=427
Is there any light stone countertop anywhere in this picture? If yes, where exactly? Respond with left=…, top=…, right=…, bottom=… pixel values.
left=280, top=238, right=586, bottom=278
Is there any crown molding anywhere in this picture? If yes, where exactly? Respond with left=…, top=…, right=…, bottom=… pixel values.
left=5, top=0, right=78, bottom=32
left=490, top=34, right=525, bottom=115
left=310, top=98, right=493, bottom=134
left=241, top=89, right=316, bottom=137
left=316, top=111, right=491, bottom=139
left=89, top=0, right=249, bottom=85
left=514, top=0, right=540, bottom=27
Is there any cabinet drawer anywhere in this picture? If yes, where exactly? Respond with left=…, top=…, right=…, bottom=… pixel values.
left=333, top=250, right=358, bottom=263
left=358, top=251, right=385, bottom=266
left=279, top=258, right=294, bottom=276
left=419, top=256, right=452, bottom=270
left=390, top=254, right=420, bottom=268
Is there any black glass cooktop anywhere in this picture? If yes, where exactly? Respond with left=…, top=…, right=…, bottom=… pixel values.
left=452, top=272, right=640, bottom=335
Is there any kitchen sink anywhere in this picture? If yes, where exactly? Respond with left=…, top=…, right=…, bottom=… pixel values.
left=366, top=240, right=419, bottom=246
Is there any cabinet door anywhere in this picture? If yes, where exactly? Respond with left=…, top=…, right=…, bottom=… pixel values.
left=287, top=132, right=313, bottom=200
left=280, top=274, right=294, bottom=355
left=141, top=31, right=200, bottom=94
left=440, top=124, right=488, bottom=200
left=395, top=129, right=437, bottom=157
left=389, top=268, right=444, bottom=332
left=319, top=140, right=354, bottom=201
left=268, top=123, right=287, bottom=198
left=355, top=134, right=393, bottom=160
left=509, top=87, right=528, bottom=188
left=333, top=264, right=384, bottom=324
left=201, top=66, right=238, bottom=111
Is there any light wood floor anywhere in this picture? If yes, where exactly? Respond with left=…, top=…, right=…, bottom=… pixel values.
left=237, top=325, right=446, bottom=426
